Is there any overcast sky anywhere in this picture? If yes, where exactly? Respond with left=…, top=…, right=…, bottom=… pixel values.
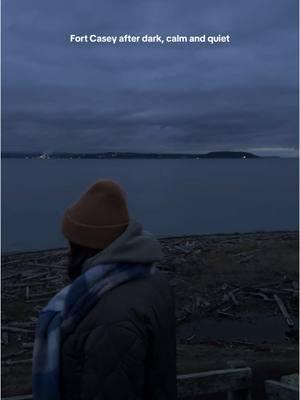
left=2, top=0, right=299, bottom=156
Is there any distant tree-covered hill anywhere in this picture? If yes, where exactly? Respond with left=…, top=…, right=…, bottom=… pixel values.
left=2, top=151, right=260, bottom=159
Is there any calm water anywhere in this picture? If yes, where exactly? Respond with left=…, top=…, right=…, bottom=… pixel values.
left=177, top=315, right=299, bottom=342
left=2, top=158, right=298, bottom=253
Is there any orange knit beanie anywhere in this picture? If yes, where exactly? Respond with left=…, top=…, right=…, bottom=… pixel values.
left=62, top=180, right=129, bottom=249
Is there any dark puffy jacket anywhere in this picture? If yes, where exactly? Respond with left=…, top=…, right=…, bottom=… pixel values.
left=60, top=221, right=177, bottom=400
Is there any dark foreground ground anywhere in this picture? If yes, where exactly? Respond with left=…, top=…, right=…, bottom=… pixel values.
left=2, top=231, right=299, bottom=398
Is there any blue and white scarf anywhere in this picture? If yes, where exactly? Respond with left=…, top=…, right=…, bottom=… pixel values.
left=32, top=262, right=156, bottom=400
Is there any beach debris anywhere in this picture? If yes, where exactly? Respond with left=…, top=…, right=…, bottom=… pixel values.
left=185, top=335, right=196, bottom=342
left=232, top=249, right=260, bottom=264
left=221, top=286, right=240, bottom=307
left=22, top=342, right=34, bottom=349
left=4, top=322, right=35, bottom=328
left=195, top=296, right=205, bottom=308
left=2, top=272, right=22, bottom=281
left=173, top=241, right=198, bottom=254
left=228, top=290, right=240, bottom=306
left=2, top=326, right=35, bottom=334
left=273, top=294, right=294, bottom=328
left=26, top=290, right=58, bottom=300
left=221, top=283, right=229, bottom=291
left=176, top=316, right=188, bottom=325
left=21, top=272, right=49, bottom=281
left=217, top=311, right=239, bottom=319
left=2, top=332, right=9, bottom=345
left=254, top=344, right=271, bottom=352
left=2, top=358, right=32, bottom=366
left=25, top=263, right=66, bottom=270
left=2, top=350, right=27, bottom=361
left=247, top=292, right=271, bottom=301
left=3, top=282, right=46, bottom=289
left=230, top=340, right=256, bottom=347
left=281, top=373, right=299, bottom=387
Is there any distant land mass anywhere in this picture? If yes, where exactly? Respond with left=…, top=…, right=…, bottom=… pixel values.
left=2, top=151, right=263, bottom=159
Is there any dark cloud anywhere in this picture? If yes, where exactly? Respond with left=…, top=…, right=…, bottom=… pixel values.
left=2, top=0, right=299, bottom=156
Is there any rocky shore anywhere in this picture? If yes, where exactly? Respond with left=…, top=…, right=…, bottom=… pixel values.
left=2, top=231, right=299, bottom=398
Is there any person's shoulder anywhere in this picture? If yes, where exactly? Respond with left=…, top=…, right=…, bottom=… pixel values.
left=108, top=269, right=172, bottom=302
left=112, top=269, right=173, bottom=302
left=86, top=270, right=172, bottom=326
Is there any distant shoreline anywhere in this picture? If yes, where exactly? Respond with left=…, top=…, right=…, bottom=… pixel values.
left=1, top=151, right=274, bottom=160
left=2, top=230, right=298, bottom=256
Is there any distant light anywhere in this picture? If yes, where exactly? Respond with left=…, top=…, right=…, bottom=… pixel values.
left=243, top=155, right=247, bottom=159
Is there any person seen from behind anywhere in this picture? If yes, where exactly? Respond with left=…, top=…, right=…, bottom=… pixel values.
left=32, top=179, right=177, bottom=400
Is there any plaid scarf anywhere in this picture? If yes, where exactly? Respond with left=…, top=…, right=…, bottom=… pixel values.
left=32, top=262, right=156, bottom=400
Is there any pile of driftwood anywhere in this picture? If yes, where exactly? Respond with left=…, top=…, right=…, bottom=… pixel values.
left=2, top=250, right=68, bottom=302
left=2, top=249, right=69, bottom=367
left=160, top=231, right=298, bottom=257
left=176, top=280, right=298, bottom=329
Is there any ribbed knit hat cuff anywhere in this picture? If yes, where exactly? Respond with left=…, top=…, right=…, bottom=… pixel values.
left=62, top=211, right=129, bottom=249
left=64, top=210, right=129, bottom=229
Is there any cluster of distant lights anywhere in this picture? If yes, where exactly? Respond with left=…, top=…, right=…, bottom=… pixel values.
left=35, top=153, right=249, bottom=160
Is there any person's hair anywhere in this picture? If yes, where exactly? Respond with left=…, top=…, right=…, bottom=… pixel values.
left=68, top=241, right=100, bottom=280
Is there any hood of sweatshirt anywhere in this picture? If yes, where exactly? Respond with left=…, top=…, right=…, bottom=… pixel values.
left=82, top=219, right=162, bottom=272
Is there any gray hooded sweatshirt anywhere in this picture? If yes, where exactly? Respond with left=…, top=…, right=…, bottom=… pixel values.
left=82, top=219, right=163, bottom=270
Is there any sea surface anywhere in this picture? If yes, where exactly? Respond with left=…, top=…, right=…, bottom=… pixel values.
left=2, top=158, right=298, bottom=253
